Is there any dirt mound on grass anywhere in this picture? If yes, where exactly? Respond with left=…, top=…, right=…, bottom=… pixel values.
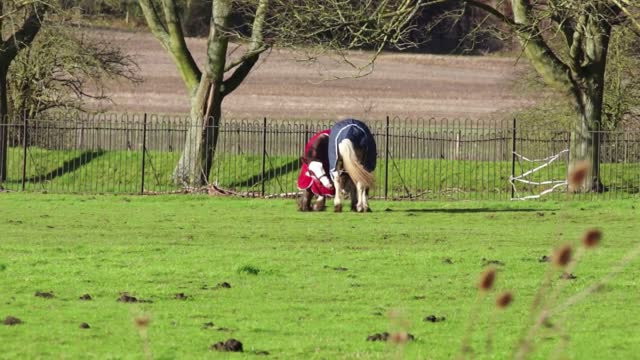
left=174, top=293, right=188, bottom=300
left=117, top=293, right=153, bottom=303
left=3, top=316, right=23, bottom=325
left=210, top=339, right=243, bottom=352
left=424, top=315, right=446, bottom=322
left=34, top=291, right=55, bottom=299
left=367, top=332, right=415, bottom=342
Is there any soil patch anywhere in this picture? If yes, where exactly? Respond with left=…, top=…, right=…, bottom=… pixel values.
left=367, top=332, right=415, bottom=342
left=117, top=293, right=153, bottom=303
left=210, top=339, right=243, bottom=352
left=79, top=294, right=92, bottom=301
left=80, top=322, right=91, bottom=329
left=3, top=316, right=23, bottom=326
left=174, top=293, right=188, bottom=300
left=34, top=291, right=55, bottom=299
left=424, top=315, right=446, bottom=322
left=482, top=258, right=505, bottom=267
left=324, top=265, right=348, bottom=271
left=560, top=272, right=577, bottom=280
left=367, top=332, right=390, bottom=341
left=117, top=293, right=138, bottom=303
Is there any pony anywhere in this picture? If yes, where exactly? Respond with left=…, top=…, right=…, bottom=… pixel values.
left=297, top=129, right=334, bottom=211
left=328, top=119, right=377, bottom=212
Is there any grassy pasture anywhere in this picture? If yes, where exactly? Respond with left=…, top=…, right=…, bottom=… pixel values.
left=1, top=194, right=639, bottom=359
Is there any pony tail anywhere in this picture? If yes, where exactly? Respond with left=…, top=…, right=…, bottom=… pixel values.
left=338, top=139, right=375, bottom=188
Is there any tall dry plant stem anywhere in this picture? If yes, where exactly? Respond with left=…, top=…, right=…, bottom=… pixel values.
left=514, top=246, right=586, bottom=360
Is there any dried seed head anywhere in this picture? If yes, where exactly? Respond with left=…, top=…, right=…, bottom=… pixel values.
left=389, top=332, right=411, bottom=344
left=553, top=244, right=572, bottom=268
left=496, top=292, right=513, bottom=309
left=134, top=315, right=151, bottom=329
left=582, top=228, right=602, bottom=248
left=479, top=268, right=497, bottom=291
left=568, top=161, right=590, bottom=188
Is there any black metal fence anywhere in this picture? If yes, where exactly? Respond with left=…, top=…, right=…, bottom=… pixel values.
left=1, top=113, right=639, bottom=200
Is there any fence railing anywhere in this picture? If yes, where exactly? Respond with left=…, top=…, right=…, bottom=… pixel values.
left=0, top=114, right=639, bottom=200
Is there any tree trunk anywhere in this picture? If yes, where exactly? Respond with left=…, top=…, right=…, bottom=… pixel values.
left=172, top=78, right=223, bottom=187
left=568, top=18, right=611, bottom=193
left=569, top=87, right=605, bottom=192
left=171, top=0, right=231, bottom=188
left=0, top=65, right=9, bottom=182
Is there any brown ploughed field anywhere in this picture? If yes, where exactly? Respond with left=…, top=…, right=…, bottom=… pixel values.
left=97, top=28, right=534, bottom=121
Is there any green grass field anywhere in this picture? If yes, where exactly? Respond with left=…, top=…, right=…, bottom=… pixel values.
left=1, top=194, right=639, bottom=359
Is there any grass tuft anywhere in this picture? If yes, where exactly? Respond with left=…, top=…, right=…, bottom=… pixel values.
left=237, top=265, right=261, bottom=275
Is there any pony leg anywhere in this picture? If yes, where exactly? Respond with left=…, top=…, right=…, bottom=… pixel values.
left=332, top=171, right=343, bottom=212
left=313, top=196, right=326, bottom=211
left=298, top=189, right=313, bottom=212
left=349, top=180, right=358, bottom=212
left=356, top=181, right=366, bottom=212
left=365, top=188, right=372, bottom=212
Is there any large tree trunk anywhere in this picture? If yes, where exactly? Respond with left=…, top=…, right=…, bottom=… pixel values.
left=172, top=79, right=223, bottom=187
left=568, top=19, right=611, bottom=193
left=0, top=65, right=9, bottom=182
left=569, top=86, right=605, bottom=192
left=171, top=0, right=231, bottom=188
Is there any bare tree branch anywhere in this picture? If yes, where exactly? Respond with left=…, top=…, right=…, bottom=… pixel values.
left=139, top=0, right=201, bottom=92
left=0, top=3, right=47, bottom=68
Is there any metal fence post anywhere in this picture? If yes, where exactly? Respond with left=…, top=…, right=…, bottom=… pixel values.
left=140, top=114, right=147, bottom=195
left=21, top=113, right=28, bottom=191
left=510, top=118, right=517, bottom=199
left=261, top=117, right=267, bottom=197
left=304, top=124, right=309, bottom=149
left=384, top=115, right=390, bottom=200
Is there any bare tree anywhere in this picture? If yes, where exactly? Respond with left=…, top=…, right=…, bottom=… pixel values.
left=0, top=1, right=49, bottom=182
left=9, top=25, right=141, bottom=118
left=442, top=0, right=640, bottom=191
left=139, top=0, right=424, bottom=188
left=602, top=26, right=640, bottom=129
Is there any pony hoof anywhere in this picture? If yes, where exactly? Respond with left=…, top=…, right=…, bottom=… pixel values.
left=334, top=204, right=343, bottom=213
left=314, top=204, right=326, bottom=211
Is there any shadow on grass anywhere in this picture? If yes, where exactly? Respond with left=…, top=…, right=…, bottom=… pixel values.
left=27, top=150, right=106, bottom=182
left=393, top=208, right=558, bottom=214
left=228, top=158, right=300, bottom=188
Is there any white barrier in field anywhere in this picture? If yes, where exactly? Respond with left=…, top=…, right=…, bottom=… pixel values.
left=510, top=149, right=569, bottom=200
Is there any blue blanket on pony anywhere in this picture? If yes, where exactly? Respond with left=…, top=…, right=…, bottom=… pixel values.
left=328, top=119, right=377, bottom=181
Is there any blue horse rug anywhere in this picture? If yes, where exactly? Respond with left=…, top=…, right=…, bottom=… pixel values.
left=328, top=119, right=377, bottom=181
